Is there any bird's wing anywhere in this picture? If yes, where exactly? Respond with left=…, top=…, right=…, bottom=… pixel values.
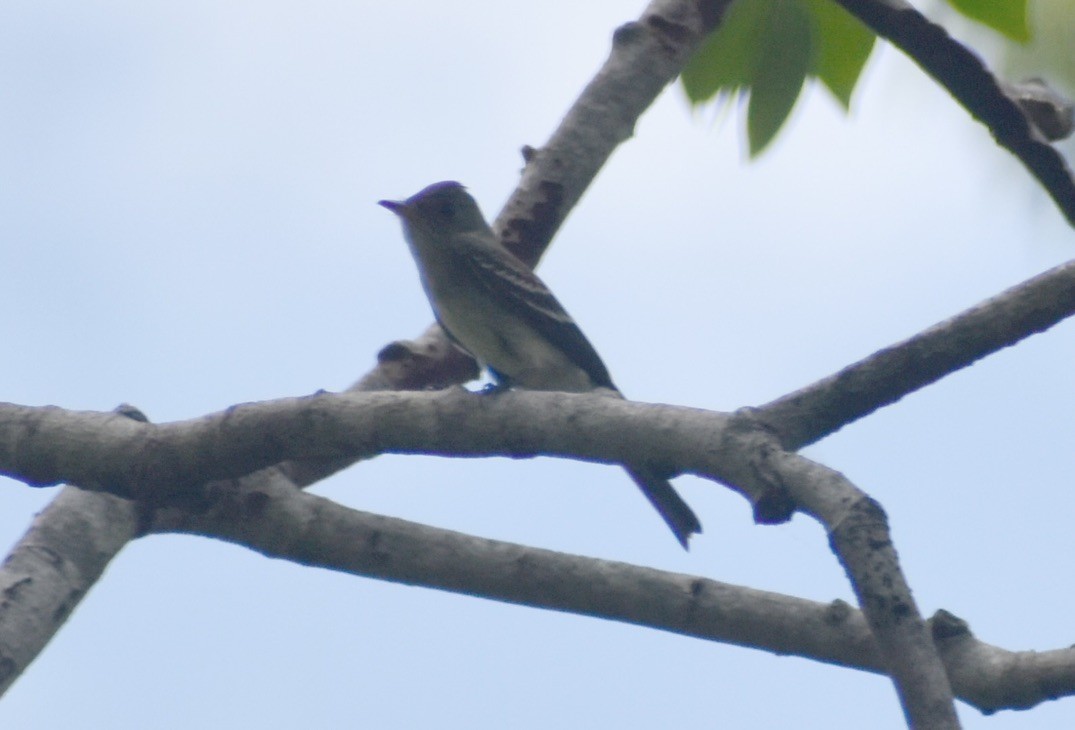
left=452, top=233, right=615, bottom=390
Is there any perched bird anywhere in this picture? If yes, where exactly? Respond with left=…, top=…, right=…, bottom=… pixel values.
left=380, top=181, right=701, bottom=548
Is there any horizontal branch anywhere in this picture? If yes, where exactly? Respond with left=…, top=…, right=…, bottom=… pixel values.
left=0, top=391, right=759, bottom=504
left=0, top=390, right=968, bottom=718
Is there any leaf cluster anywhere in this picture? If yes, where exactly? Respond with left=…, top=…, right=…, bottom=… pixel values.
left=681, top=0, right=1028, bottom=154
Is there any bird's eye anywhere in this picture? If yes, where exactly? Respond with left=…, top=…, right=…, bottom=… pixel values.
left=438, top=201, right=456, bottom=220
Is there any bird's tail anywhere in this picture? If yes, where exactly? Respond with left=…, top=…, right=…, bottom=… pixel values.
left=625, top=466, right=702, bottom=549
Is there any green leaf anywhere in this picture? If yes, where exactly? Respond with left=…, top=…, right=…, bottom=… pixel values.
left=946, top=0, right=1030, bottom=42
left=681, top=0, right=769, bottom=103
left=805, top=0, right=876, bottom=108
left=679, top=0, right=877, bottom=155
left=747, top=0, right=813, bottom=156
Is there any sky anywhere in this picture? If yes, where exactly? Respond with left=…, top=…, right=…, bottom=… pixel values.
left=2, top=1, right=1074, bottom=728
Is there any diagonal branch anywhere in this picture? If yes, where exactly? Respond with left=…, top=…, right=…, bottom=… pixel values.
left=492, top=0, right=735, bottom=266
left=0, top=486, right=139, bottom=697
left=833, top=0, right=1075, bottom=225
left=756, top=257, right=1075, bottom=450
left=150, top=468, right=1074, bottom=714
left=711, top=416, right=960, bottom=726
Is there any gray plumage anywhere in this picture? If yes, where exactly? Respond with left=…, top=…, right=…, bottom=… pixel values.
left=380, top=181, right=701, bottom=547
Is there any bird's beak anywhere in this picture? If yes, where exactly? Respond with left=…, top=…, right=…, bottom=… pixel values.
left=378, top=199, right=407, bottom=216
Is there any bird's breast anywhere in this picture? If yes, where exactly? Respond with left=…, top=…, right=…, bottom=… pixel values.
left=435, top=291, right=593, bottom=392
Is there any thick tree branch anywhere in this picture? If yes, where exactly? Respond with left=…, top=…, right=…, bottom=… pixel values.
left=756, top=257, right=1075, bottom=450
left=833, top=0, right=1075, bottom=225
left=0, top=392, right=741, bottom=501
left=0, top=487, right=138, bottom=696
left=715, top=420, right=959, bottom=726
left=773, top=450, right=956, bottom=726
left=0, top=391, right=958, bottom=720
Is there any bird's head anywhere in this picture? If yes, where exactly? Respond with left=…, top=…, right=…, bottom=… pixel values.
left=379, top=181, right=488, bottom=236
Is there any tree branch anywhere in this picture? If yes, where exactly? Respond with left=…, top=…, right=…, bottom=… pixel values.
left=833, top=0, right=1075, bottom=225
left=0, top=487, right=139, bottom=696
left=0, top=392, right=741, bottom=502
left=756, top=257, right=1075, bottom=450
left=147, top=472, right=1074, bottom=714
left=714, top=417, right=959, bottom=726
left=0, top=390, right=959, bottom=721
left=493, top=0, right=734, bottom=266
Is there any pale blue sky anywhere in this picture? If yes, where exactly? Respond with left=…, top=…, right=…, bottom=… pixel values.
left=2, top=2, right=1074, bottom=728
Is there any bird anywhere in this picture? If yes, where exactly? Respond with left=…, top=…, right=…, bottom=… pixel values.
left=380, top=181, right=701, bottom=548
